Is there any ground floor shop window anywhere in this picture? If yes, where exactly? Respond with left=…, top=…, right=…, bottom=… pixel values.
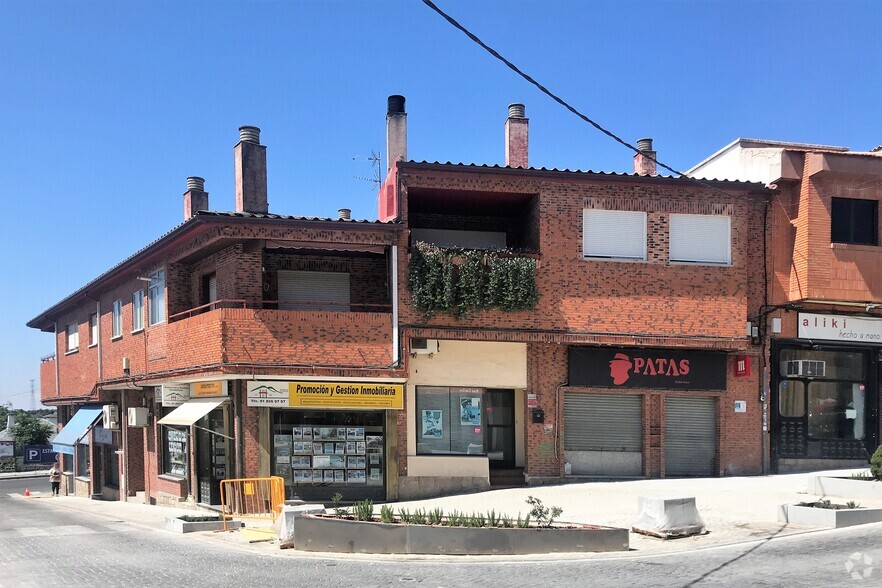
left=271, top=410, right=384, bottom=497
left=808, top=381, right=866, bottom=440
left=103, top=442, right=120, bottom=486
left=162, top=426, right=189, bottom=477
left=76, top=444, right=90, bottom=478
left=416, top=386, right=485, bottom=455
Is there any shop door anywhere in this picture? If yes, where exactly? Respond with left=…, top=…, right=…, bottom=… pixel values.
left=564, top=393, right=643, bottom=476
left=196, top=408, right=228, bottom=505
left=485, top=389, right=515, bottom=469
left=665, top=397, right=717, bottom=477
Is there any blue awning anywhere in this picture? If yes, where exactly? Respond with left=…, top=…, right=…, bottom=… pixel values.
left=52, top=406, right=104, bottom=455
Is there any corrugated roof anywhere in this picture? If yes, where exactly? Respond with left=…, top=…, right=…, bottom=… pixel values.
left=196, top=210, right=400, bottom=224
left=399, top=160, right=767, bottom=189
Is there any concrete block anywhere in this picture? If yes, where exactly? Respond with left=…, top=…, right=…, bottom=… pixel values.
left=632, top=496, right=706, bottom=538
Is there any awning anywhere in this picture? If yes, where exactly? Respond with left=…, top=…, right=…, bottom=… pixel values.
left=52, top=406, right=104, bottom=455
left=157, top=398, right=227, bottom=426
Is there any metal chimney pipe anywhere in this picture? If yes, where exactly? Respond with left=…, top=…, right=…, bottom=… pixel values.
left=637, top=138, right=653, bottom=153
left=186, top=176, right=205, bottom=192
left=239, top=126, right=261, bottom=145
left=338, top=208, right=351, bottom=220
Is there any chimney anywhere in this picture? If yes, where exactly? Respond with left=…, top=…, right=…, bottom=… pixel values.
left=234, top=125, right=268, bottom=213
left=633, top=138, right=657, bottom=176
left=505, top=103, right=529, bottom=168
left=337, top=208, right=351, bottom=220
left=183, top=176, right=208, bottom=221
left=386, top=95, right=407, bottom=173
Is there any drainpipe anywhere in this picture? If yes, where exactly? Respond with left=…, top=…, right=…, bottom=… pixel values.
left=53, top=321, right=60, bottom=397
left=235, top=381, right=244, bottom=479
left=391, top=245, right=400, bottom=366
left=121, top=391, right=128, bottom=498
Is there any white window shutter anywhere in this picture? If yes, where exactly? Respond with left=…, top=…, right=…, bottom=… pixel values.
left=583, top=209, right=646, bottom=260
left=670, top=214, right=731, bottom=264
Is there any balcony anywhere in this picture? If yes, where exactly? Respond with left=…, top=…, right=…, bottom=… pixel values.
left=166, top=301, right=393, bottom=370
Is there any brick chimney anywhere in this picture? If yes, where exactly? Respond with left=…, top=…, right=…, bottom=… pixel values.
left=183, top=176, right=208, bottom=221
left=234, top=126, right=268, bottom=214
left=505, top=103, right=529, bottom=168
left=633, top=138, right=657, bottom=176
left=386, top=95, right=407, bottom=173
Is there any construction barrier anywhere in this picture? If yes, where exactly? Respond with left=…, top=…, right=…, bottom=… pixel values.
left=219, top=476, right=285, bottom=530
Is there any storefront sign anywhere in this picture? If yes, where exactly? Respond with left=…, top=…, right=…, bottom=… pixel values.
left=734, top=356, right=751, bottom=378
left=798, top=313, right=882, bottom=343
left=247, top=381, right=403, bottom=409
left=93, top=426, right=113, bottom=445
left=161, top=384, right=190, bottom=407
left=0, top=441, right=13, bottom=458
left=527, top=393, right=538, bottom=408
left=568, top=347, right=727, bottom=390
left=191, top=381, right=229, bottom=397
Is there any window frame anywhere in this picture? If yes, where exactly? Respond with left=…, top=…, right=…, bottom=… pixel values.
left=161, top=423, right=189, bottom=479
left=66, top=322, right=79, bottom=353
left=831, top=197, right=878, bottom=246
left=88, top=313, right=98, bottom=347
left=669, top=213, right=732, bottom=265
left=147, top=269, right=166, bottom=326
left=582, top=209, right=647, bottom=261
left=111, top=300, right=123, bottom=339
left=415, top=386, right=486, bottom=456
left=132, top=290, right=145, bottom=333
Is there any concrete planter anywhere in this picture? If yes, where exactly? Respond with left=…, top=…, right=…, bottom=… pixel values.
left=808, top=476, right=882, bottom=501
left=290, top=515, right=629, bottom=555
left=165, top=515, right=243, bottom=534
left=778, top=503, right=882, bottom=529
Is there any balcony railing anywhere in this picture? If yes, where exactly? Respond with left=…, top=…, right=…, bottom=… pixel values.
left=169, top=299, right=392, bottom=322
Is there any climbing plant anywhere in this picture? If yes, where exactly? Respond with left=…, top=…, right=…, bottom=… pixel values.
left=408, top=242, right=538, bottom=318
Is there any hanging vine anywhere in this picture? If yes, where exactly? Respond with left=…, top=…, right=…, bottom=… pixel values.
left=408, top=241, right=538, bottom=318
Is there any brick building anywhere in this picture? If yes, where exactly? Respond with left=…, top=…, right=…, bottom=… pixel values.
left=382, top=98, right=771, bottom=498
left=29, top=127, right=405, bottom=504
left=690, top=139, right=882, bottom=473
left=31, top=98, right=774, bottom=507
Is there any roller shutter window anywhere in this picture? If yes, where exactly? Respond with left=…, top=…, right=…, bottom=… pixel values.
left=665, top=397, right=717, bottom=476
left=669, top=214, right=731, bottom=265
left=278, top=270, right=351, bottom=311
left=582, top=209, right=647, bottom=261
left=564, top=394, right=643, bottom=452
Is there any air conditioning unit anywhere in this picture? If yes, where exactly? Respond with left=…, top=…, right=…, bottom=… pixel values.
left=128, top=407, right=149, bottom=427
left=102, top=405, right=120, bottom=430
left=411, top=338, right=439, bottom=355
left=785, top=359, right=826, bottom=377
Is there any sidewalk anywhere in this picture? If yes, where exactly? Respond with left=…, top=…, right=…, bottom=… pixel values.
left=0, top=469, right=51, bottom=479
left=12, top=468, right=881, bottom=559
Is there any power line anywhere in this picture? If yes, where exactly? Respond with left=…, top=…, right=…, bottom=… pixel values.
left=420, top=0, right=748, bottom=198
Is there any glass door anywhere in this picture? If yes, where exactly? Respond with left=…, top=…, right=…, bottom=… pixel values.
left=197, top=407, right=228, bottom=505
left=485, top=389, right=515, bottom=469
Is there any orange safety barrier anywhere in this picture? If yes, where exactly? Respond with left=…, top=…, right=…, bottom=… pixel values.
left=219, top=476, right=285, bottom=530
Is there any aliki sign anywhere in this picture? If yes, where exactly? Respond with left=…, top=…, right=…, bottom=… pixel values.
left=568, top=347, right=727, bottom=390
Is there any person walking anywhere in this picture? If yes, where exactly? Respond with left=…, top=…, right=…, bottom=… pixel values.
left=48, top=462, right=62, bottom=496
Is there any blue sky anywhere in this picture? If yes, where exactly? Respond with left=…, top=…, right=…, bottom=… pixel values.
left=1, top=0, right=879, bottom=409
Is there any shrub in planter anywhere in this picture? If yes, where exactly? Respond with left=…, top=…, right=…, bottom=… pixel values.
left=870, top=445, right=882, bottom=481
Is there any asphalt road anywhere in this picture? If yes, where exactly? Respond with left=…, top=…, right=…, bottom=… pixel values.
left=1, top=478, right=880, bottom=587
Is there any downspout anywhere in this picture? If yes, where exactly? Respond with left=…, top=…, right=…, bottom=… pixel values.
left=53, top=321, right=60, bottom=397
left=391, top=245, right=400, bottom=366
left=235, top=381, right=244, bottom=479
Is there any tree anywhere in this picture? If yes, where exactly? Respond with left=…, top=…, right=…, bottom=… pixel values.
left=8, top=411, right=53, bottom=446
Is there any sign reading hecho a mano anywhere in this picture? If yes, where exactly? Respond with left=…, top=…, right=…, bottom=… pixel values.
left=568, top=347, right=727, bottom=390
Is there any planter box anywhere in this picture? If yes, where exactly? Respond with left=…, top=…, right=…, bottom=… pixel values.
left=808, top=476, right=882, bottom=501
left=165, top=516, right=243, bottom=534
left=778, top=503, right=882, bottom=529
left=291, top=515, right=629, bottom=555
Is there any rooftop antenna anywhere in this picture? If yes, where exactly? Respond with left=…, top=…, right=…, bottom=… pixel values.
left=353, top=150, right=382, bottom=188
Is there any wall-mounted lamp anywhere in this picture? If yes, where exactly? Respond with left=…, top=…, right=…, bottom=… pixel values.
left=866, top=304, right=877, bottom=313
left=122, top=356, right=130, bottom=376
left=136, top=276, right=152, bottom=282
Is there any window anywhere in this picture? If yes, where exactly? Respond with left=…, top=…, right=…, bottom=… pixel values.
left=162, top=425, right=188, bottom=477
left=669, top=214, right=731, bottom=264
left=778, top=380, right=805, bottom=417
left=76, top=444, right=90, bottom=479
left=416, top=386, right=485, bottom=455
left=132, top=290, right=144, bottom=332
left=89, top=313, right=98, bottom=346
left=278, top=270, right=350, bottom=311
left=583, top=209, right=646, bottom=260
left=831, top=197, right=878, bottom=245
left=808, top=382, right=866, bottom=440
left=66, top=323, right=79, bottom=352
left=111, top=300, right=122, bottom=338
left=148, top=269, right=166, bottom=325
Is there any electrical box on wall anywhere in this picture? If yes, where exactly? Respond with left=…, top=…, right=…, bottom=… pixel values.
left=128, top=407, right=149, bottom=427
left=102, top=405, right=119, bottom=430
left=531, top=408, right=545, bottom=424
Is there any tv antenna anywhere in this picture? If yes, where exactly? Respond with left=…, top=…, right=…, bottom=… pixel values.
left=353, top=150, right=382, bottom=188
